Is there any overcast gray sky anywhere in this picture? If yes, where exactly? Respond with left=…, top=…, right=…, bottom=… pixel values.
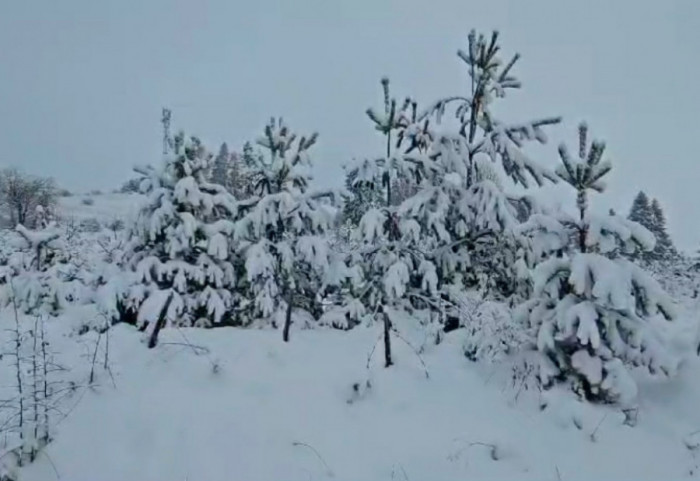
left=1, top=0, right=699, bottom=250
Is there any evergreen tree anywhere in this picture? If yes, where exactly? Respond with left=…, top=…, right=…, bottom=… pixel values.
left=341, top=166, right=385, bottom=226
left=240, top=141, right=263, bottom=198
left=122, top=132, right=242, bottom=344
left=241, top=141, right=259, bottom=168
left=236, top=118, right=343, bottom=341
left=228, top=152, right=248, bottom=200
left=0, top=221, right=84, bottom=315
left=349, top=31, right=561, bottom=366
left=626, top=193, right=677, bottom=262
left=626, top=191, right=654, bottom=261
left=409, top=29, right=559, bottom=302
left=516, top=124, right=677, bottom=404
left=628, top=191, right=653, bottom=230
left=210, top=142, right=231, bottom=188
left=650, top=198, right=677, bottom=261
left=421, top=30, right=560, bottom=189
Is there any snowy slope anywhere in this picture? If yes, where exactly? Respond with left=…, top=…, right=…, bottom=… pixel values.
left=56, top=193, right=143, bottom=223
left=7, top=315, right=700, bottom=481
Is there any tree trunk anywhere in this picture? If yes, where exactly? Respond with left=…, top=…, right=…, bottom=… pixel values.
left=383, top=310, right=393, bottom=367
left=578, top=190, right=587, bottom=253
left=282, top=296, right=293, bottom=343
left=147, top=293, right=173, bottom=349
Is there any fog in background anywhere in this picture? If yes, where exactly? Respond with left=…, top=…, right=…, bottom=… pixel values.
left=1, top=0, right=698, bottom=249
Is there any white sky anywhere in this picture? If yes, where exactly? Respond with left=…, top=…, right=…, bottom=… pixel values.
left=1, top=0, right=699, bottom=250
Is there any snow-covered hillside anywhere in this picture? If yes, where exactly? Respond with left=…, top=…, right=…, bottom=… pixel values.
left=56, top=193, right=143, bottom=224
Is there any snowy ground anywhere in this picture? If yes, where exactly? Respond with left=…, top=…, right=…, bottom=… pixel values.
left=4, top=310, right=700, bottom=481
left=1, top=194, right=698, bottom=480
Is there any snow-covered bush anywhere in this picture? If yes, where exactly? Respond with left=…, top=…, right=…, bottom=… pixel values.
left=119, top=178, right=140, bottom=194
left=0, top=223, right=86, bottom=315
left=121, top=132, right=243, bottom=341
left=516, top=124, right=677, bottom=404
left=461, top=298, right=530, bottom=362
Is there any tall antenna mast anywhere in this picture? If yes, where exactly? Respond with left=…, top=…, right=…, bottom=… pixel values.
left=161, top=107, right=172, bottom=155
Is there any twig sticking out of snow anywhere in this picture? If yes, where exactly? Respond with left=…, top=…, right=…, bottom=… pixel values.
left=364, top=327, right=430, bottom=379
left=292, top=441, right=334, bottom=478
left=1, top=290, right=69, bottom=470
left=159, top=342, right=210, bottom=355
left=175, top=327, right=220, bottom=374
left=86, top=318, right=116, bottom=389
left=390, top=328, right=430, bottom=379
left=37, top=449, right=61, bottom=480
left=589, top=413, right=608, bottom=442
left=468, top=442, right=500, bottom=461
left=683, top=429, right=700, bottom=451
left=88, top=331, right=101, bottom=386
left=448, top=438, right=500, bottom=465
left=390, top=463, right=410, bottom=481
left=366, top=331, right=384, bottom=370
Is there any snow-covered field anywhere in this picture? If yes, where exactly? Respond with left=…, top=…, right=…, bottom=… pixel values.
left=3, top=313, right=700, bottom=481
left=56, top=192, right=143, bottom=224
left=0, top=188, right=699, bottom=481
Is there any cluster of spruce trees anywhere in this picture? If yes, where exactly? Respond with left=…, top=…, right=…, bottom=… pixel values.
left=626, top=191, right=677, bottom=262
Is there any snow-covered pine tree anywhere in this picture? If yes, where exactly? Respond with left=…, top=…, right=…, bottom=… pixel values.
left=341, top=166, right=385, bottom=227
left=420, top=30, right=560, bottom=189
left=235, top=118, right=343, bottom=342
left=414, top=29, right=562, bottom=301
left=349, top=32, right=562, bottom=366
left=349, top=78, right=423, bottom=366
left=0, top=222, right=78, bottom=315
left=210, top=142, right=231, bottom=189
left=122, top=132, right=241, bottom=345
left=239, top=141, right=263, bottom=199
left=626, top=191, right=654, bottom=261
left=241, top=141, right=258, bottom=169
left=628, top=191, right=653, bottom=230
left=649, top=198, right=677, bottom=261
left=228, top=151, right=250, bottom=200
left=516, top=123, right=677, bottom=404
